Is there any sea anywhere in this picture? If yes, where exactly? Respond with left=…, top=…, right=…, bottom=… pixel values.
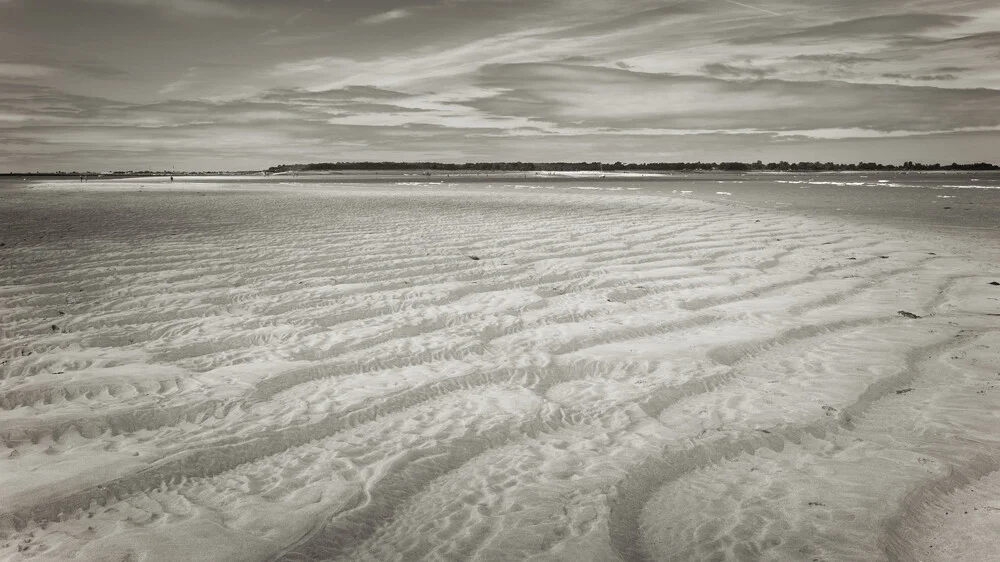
left=3, top=171, right=998, bottom=234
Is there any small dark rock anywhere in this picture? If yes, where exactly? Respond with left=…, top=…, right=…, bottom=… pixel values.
left=898, top=310, right=921, bottom=319
left=51, top=324, right=59, bottom=332
left=879, top=255, right=889, bottom=259
left=896, top=388, right=915, bottom=395
left=467, top=255, right=480, bottom=261
left=990, top=281, right=1000, bottom=286
left=943, top=206, right=952, bottom=209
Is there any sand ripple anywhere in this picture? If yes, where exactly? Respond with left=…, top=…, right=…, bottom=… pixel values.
left=1, top=182, right=998, bottom=561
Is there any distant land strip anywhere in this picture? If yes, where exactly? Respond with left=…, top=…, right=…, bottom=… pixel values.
left=270, top=160, right=999, bottom=173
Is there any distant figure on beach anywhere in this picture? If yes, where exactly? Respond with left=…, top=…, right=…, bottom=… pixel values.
left=170, top=176, right=174, bottom=182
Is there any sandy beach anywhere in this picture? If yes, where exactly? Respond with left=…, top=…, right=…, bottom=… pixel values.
left=1, top=178, right=998, bottom=561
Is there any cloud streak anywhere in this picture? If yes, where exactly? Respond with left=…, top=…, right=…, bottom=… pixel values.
left=80, top=0, right=250, bottom=18
left=465, top=63, right=1000, bottom=133
left=723, top=0, right=786, bottom=19
left=361, top=9, right=411, bottom=25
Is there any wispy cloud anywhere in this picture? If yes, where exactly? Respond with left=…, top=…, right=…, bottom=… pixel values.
left=723, top=0, right=787, bottom=19
left=735, top=13, right=973, bottom=44
left=269, top=25, right=599, bottom=92
left=81, top=0, right=250, bottom=18
left=361, top=9, right=411, bottom=25
left=159, top=67, right=198, bottom=95
left=464, top=62, right=1000, bottom=133
left=0, top=63, right=58, bottom=78
left=701, top=62, right=776, bottom=79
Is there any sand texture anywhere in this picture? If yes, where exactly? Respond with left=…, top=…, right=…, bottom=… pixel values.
left=1, top=180, right=998, bottom=561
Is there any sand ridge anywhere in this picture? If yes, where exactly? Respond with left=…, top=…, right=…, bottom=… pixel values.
left=0, top=181, right=998, bottom=560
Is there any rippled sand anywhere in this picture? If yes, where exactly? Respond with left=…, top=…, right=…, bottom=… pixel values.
left=1, top=180, right=998, bottom=561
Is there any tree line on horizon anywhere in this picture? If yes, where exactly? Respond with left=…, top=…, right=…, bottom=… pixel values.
left=266, top=160, right=999, bottom=173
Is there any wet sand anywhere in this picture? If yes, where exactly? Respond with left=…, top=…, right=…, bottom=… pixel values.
left=1, top=178, right=998, bottom=561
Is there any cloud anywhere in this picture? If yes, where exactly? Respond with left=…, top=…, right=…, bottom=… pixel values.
left=0, top=57, right=127, bottom=82
left=258, top=30, right=335, bottom=46
left=0, top=63, right=58, bottom=79
left=361, top=9, right=411, bottom=25
left=261, top=86, right=411, bottom=104
left=271, top=57, right=357, bottom=78
left=881, top=72, right=957, bottom=81
left=7, top=53, right=996, bottom=167
left=736, top=13, right=973, bottom=44
left=464, top=62, right=1000, bottom=134
left=159, top=68, right=198, bottom=95
left=539, top=1, right=705, bottom=40
left=722, top=0, right=787, bottom=19
left=0, top=81, right=442, bottom=135
left=895, top=30, right=1000, bottom=48
left=789, top=54, right=878, bottom=65
left=81, top=0, right=250, bottom=18
left=0, top=83, right=115, bottom=119
left=701, top=62, right=776, bottom=79
left=267, top=25, right=600, bottom=93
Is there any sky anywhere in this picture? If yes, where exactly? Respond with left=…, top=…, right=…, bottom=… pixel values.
left=1, top=0, right=999, bottom=171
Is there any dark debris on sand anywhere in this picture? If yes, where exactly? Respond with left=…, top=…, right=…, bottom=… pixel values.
left=898, top=310, right=922, bottom=319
